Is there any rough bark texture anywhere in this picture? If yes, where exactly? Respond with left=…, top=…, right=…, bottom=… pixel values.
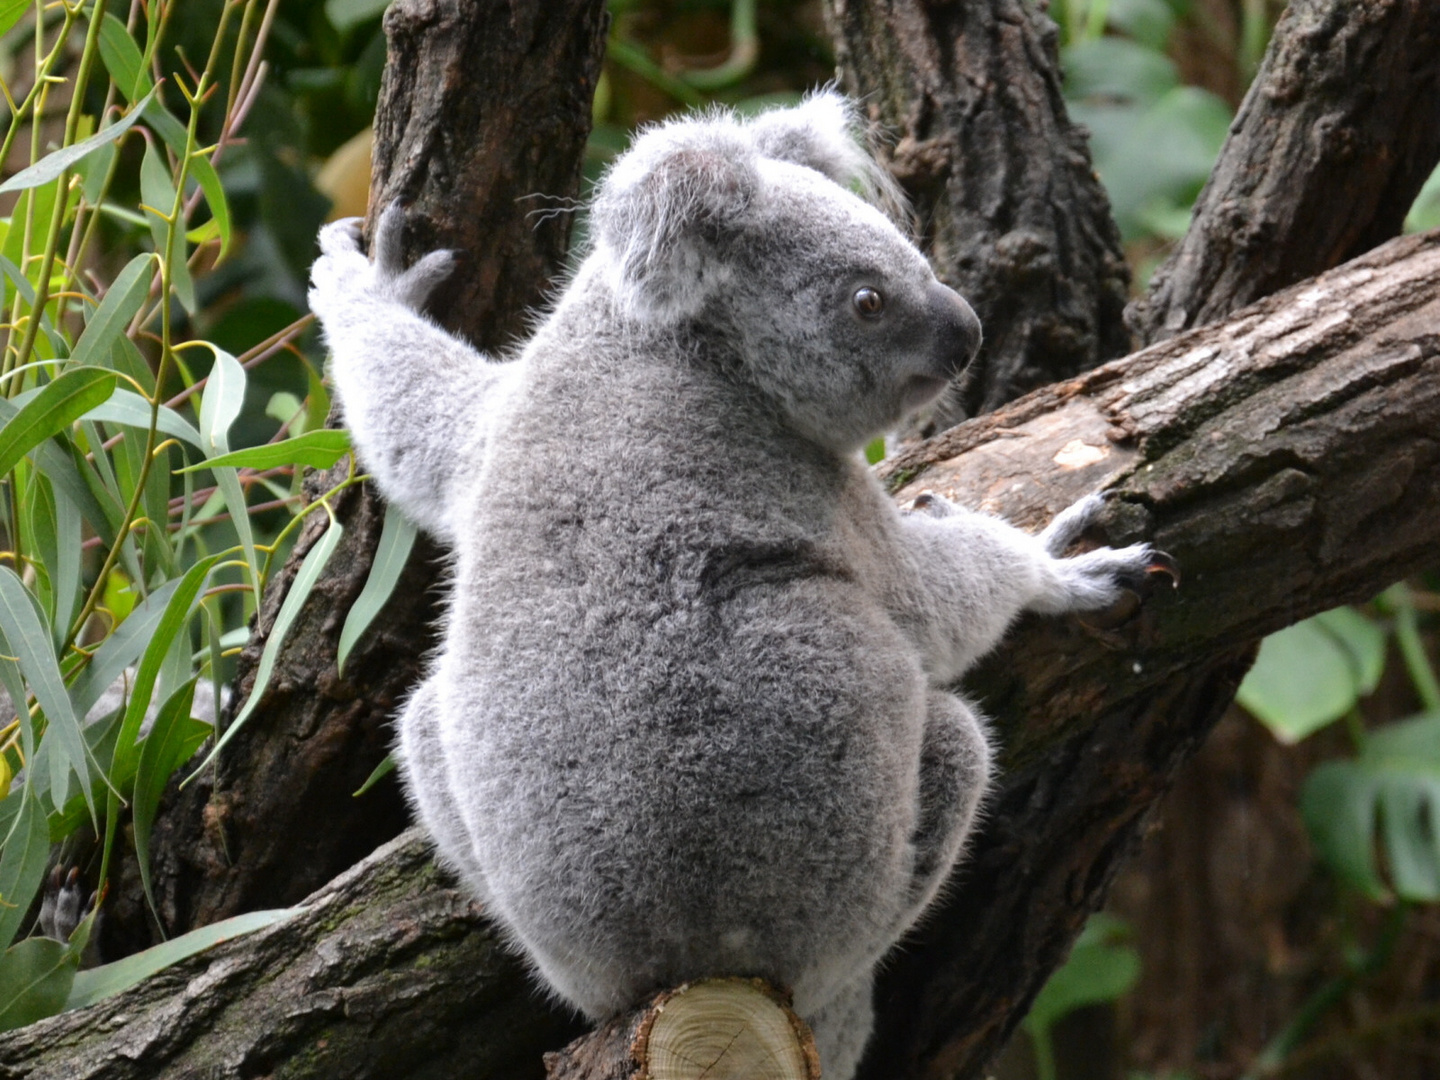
left=129, top=0, right=609, bottom=942
left=13, top=230, right=1436, bottom=1080
left=1128, top=0, right=1440, bottom=345
left=1, top=831, right=585, bottom=1080
left=863, top=230, right=1440, bottom=1078
left=823, top=0, right=1132, bottom=425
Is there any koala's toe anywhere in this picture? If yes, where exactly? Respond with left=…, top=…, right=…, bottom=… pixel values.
left=318, top=217, right=364, bottom=256
left=1040, top=493, right=1108, bottom=556
left=374, top=200, right=410, bottom=277
left=39, top=866, right=88, bottom=942
left=394, top=249, right=460, bottom=310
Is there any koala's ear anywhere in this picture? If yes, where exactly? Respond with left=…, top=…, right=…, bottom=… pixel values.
left=592, top=119, right=760, bottom=321
left=747, top=90, right=904, bottom=211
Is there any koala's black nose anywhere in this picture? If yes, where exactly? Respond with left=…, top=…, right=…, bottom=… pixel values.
left=928, top=281, right=983, bottom=377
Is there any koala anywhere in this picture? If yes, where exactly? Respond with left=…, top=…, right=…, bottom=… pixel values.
left=308, top=92, right=1167, bottom=1078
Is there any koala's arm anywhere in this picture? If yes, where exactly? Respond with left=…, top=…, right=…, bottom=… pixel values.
left=889, top=494, right=1170, bottom=683
left=308, top=204, right=521, bottom=541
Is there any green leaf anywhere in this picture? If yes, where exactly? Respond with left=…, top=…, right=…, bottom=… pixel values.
left=0, top=789, right=49, bottom=949
left=192, top=512, right=345, bottom=776
left=139, top=139, right=196, bottom=314
left=68, top=254, right=154, bottom=371
left=82, top=388, right=205, bottom=448
left=1313, top=606, right=1387, bottom=696
left=133, top=681, right=210, bottom=917
left=0, top=86, right=157, bottom=195
left=1238, top=615, right=1364, bottom=743
left=0, top=0, right=32, bottom=39
left=196, top=346, right=258, bottom=585
left=0, top=936, right=78, bottom=1031
left=109, top=556, right=221, bottom=800
left=1105, top=0, right=1176, bottom=49
left=180, top=428, right=352, bottom=473
left=353, top=752, right=396, bottom=797
left=0, top=367, right=118, bottom=480
left=66, top=577, right=183, bottom=719
left=66, top=908, right=298, bottom=1011
left=0, top=567, right=89, bottom=812
left=325, top=0, right=391, bottom=32
left=1023, top=914, right=1140, bottom=1035
left=338, top=503, right=416, bottom=674
left=1063, top=36, right=1178, bottom=106
left=1301, top=712, right=1440, bottom=902
left=139, top=100, right=233, bottom=259
left=95, top=12, right=153, bottom=102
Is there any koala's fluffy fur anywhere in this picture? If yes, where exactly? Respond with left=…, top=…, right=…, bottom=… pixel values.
left=309, top=92, right=1160, bottom=1078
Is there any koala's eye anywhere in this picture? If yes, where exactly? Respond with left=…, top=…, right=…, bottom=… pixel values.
left=852, top=286, right=885, bottom=318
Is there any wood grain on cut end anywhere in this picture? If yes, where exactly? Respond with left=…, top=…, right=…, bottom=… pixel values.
left=547, top=978, right=820, bottom=1080
left=641, top=980, right=819, bottom=1080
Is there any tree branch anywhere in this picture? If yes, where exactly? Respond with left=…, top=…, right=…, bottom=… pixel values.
left=13, top=229, right=1437, bottom=1080
left=124, top=0, right=609, bottom=946
left=823, top=0, right=1132, bottom=424
left=1129, top=0, right=1440, bottom=344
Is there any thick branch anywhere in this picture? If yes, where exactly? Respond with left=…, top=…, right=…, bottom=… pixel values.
left=129, top=0, right=608, bottom=944
left=14, top=231, right=1437, bottom=1080
left=823, top=0, right=1131, bottom=423
left=1130, top=0, right=1440, bottom=344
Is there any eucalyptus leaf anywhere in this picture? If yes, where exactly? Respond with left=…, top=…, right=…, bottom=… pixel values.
left=66, top=908, right=299, bottom=1011
left=133, top=681, right=210, bottom=916
left=95, top=11, right=153, bottom=102
left=0, top=86, right=158, bottom=195
left=338, top=503, right=416, bottom=674
left=0, top=367, right=118, bottom=481
left=193, top=513, right=345, bottom=774
left=68, top=254, right=154, bottom=371
left=0, top=789, right=49, bottom=949
left=0, top=568, right=89, bottom=812
left=180, top=428, right=352, bottom=473
left=0, top=936, right=77, bottom=1032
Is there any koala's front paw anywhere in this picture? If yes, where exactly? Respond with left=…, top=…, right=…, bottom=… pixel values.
left=372, top=202, right=460, bottom=311
left=1039, top=494, right=1178, bottom=614
left=309, top=202, right=460, bottom=319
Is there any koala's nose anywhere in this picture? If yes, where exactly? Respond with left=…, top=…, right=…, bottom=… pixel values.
left=928, top=281, right=983, bottom=377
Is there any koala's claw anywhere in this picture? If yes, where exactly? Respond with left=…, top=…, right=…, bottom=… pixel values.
left=1145, top=550, right=1181, bottom=588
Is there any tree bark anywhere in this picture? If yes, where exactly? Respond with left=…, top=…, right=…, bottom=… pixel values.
left=823, top=0, right=1133, bottom=425
left=10, top=228, right=1438, bottom=1080
left=1128, top=0, right=1440, bottom=345
left=127, top=0, right=609, bottom=944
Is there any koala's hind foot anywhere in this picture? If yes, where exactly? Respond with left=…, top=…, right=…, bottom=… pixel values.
left=38, top=865, right=95, bottom=944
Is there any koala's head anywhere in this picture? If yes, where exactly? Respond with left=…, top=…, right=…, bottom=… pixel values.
left=589, top=91, right=981, bottom=453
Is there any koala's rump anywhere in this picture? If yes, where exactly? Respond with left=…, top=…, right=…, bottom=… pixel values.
left=439, top=560, right=928, bottom=1010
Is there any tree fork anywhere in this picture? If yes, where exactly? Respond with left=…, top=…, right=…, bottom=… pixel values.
left=126, top=0, right=610, bottom=945
left=8, top=229, right=1437, bottom=1080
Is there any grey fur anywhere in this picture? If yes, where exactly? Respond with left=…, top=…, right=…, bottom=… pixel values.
left=309, top=92, right=1158, bottom=1078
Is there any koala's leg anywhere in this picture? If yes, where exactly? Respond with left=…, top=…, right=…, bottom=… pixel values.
left=307, top=203, right=522, bottom=542
left=893, top=492, right=1168, bottom=682
left=803, top=973, right=875, bottom=1080
left=395, top=678, right=491, bottom=904
left=904, top=691, right=993, bottom=921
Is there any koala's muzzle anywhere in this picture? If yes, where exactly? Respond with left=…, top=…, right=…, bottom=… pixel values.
left=929, top=281, right=982, bottom=378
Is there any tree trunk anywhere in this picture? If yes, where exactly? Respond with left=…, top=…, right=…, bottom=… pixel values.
left=823, top=0, right=1133, bottom=425
left=127, top=0, right=609, bottom=944
left=1128, top=0, right=1440, bottom=345
left=9, top=228, right=1438, bottom=1080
